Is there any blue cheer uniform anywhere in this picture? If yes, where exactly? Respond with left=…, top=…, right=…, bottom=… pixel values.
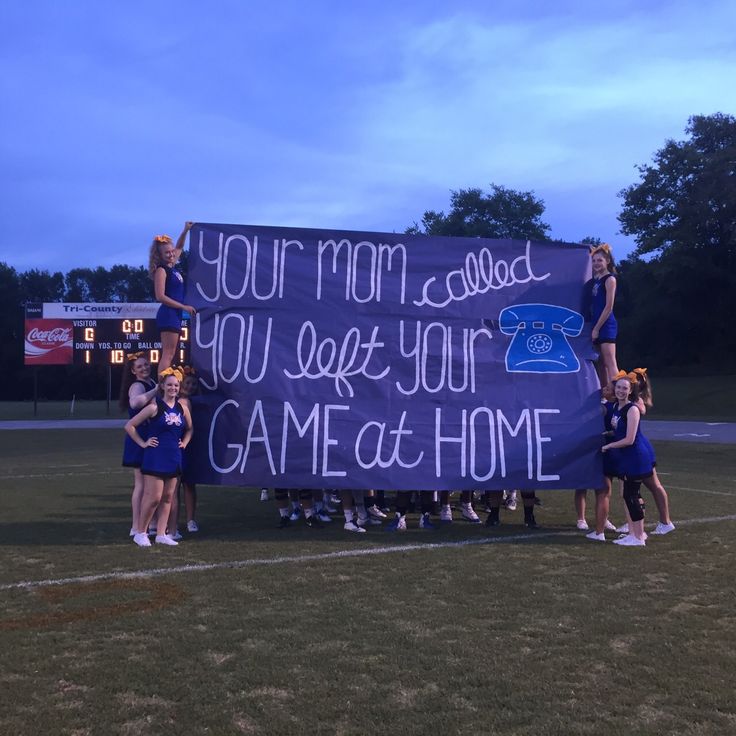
left=141, top=397, right=186, bottom=479
left=601, top=400, right=617, bottom=478
left=155, top=265, right=185, bottom=332
left=606, top=402, right=654, bottom=481
left=585, top=273, right=617, bottom=342
left=122, top=378, right=157, bottom=468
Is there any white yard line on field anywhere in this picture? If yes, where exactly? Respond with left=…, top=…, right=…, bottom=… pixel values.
left=2, top=513, right=736, bottom=593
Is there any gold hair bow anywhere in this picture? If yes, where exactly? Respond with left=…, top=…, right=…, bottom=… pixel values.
left=127, top=351, right=145, bottom=362
left=611, top=369, right=628, bottom=382
left=632, top=367, right=648, bottom=379
left=590, top=243, right=612, bottom=256
left=159, top=367, right=183, bottom=382
left=154, top=234, right=172, bottom=243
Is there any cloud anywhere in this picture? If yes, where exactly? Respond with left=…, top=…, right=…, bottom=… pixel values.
left=1, top=1, right=735, bottom=269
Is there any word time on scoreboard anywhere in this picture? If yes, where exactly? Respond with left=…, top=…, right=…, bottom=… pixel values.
left=24, top=303, right=190, bottom=366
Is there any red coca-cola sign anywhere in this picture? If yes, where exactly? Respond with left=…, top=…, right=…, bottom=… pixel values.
left=24, top=319, right=74, bottom=365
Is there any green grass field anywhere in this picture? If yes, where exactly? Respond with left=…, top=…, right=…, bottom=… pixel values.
left=1, top=429, right=735, bottom=735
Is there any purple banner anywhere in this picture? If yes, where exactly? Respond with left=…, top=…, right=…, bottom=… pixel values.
left=186, top=223, right=603, bottom=490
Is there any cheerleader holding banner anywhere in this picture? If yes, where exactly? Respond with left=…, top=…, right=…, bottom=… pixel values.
left=149, top=222, right=197, bottom=374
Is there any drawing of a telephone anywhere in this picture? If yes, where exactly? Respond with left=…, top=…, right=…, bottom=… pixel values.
left=499, top=303, right=584, bottom=373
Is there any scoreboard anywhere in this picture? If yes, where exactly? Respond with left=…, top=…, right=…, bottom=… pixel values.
left=71, top=318, right=190, bottom=365
left=24, top=302, right=190, bottom=366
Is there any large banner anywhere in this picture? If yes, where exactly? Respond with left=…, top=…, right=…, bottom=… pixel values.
left=187, top=223, right=603, bottom=490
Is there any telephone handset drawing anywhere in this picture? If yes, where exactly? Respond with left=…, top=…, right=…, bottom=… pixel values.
left=499, top=303, right=584, bottom=373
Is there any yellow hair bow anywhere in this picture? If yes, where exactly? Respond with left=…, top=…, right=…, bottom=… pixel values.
left=127, top=351, right=145, bottom=362
left=159, top=367, right=183, bottom=382
left=590, top=243, right=612, bottom=257
left=611, top=369, right=628, bottom=382
left=154, top=234, right=172, bottom=244
left=632, top=367, right=648, bottom=379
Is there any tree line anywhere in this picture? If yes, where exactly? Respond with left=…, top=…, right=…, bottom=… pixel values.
left=0, top=263, right=158, bottom=402
left=407, top=113, right=736, bottom=374
left=2, top=113, right=734, bottom=402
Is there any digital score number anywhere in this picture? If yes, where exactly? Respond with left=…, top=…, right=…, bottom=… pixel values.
left=72, top=319, right=190, bottom=365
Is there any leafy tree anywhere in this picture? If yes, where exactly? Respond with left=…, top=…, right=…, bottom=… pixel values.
left=18, top=269, right=66, bottom=303
left=617, top=113, right=736, bottom=370
left=108, top=264, right=152, bottom=302
left=65, top=268, right=94, bottom=301
left=619, top=113, right=736, bottom=260
left=0, top=263, right=23, bottom=397
left=408, top=184, right=551, bottom=240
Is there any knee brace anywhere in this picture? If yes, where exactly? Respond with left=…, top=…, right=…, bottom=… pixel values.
left=623, top=480, right=645, bottom=522
left=274, top=488, right=289, bottom=502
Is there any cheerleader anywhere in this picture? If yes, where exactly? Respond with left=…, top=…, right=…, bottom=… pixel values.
left=585, top=243, right=619, bottom=387
left=624, top=368, right=675, bottom=535
left=166, top=366, right=200, bottom=538
left=582, top=382, right=618, bottom=541
left=126, top=368, right=192, bottom=547
left=119, top=352, right=158, bottom=537
left=601, top=373, right=653, bottom=546
left=149, top=222, right=196, bottom=374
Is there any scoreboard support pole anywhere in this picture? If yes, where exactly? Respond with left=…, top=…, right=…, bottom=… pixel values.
left=106, top=366, right=112, bottom=416
left=33, top=367, right=38, bottom=418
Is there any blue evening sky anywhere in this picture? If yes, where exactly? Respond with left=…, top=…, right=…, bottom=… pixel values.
left=1, top=0, right=734, bottom=272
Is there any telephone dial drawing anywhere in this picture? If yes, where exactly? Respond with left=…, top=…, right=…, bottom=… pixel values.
left=498, top=303, right=584, bottom=373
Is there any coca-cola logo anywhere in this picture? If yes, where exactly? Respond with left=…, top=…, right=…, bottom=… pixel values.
left=24, top=318, right=74, bottom=364
left=27, top=327, right=72, bottom=344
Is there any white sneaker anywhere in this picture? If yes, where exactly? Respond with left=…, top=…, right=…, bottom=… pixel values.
left=440, top=505, right=453, bottom=523
left=615, top=523, right=629, bottom=534
left=652, top=522, right=676, bottom=535
left=155, top=534, right=179, bottom=546
left=129, top=527, right=137, bottom=537
left=461, top=504, right=481, bottom=523
left=171, top=530, right=183, bottom=541
left=618, top=531, right=648, bottom=541
left=368, top=505, right=387, bottom=519
left=317, top=510, right=333, bottom=522
left=586, top=531, right=606, bottom=542
left=289, top=506, right=302, bottom=522
left=344, top=520, right=367, bottom=533
left=186, top=520, right=199, bottom=533
left=133, top=532, right=151, bottom=547
left=604, top=520, right=617, bottom=531
left=613, top=534, right=646, bottom=546
left=260, top=488, right=269, bottom=501
left=576, top=519, right=589, bottom=530
left=387, top=514, right=407, bottom=532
